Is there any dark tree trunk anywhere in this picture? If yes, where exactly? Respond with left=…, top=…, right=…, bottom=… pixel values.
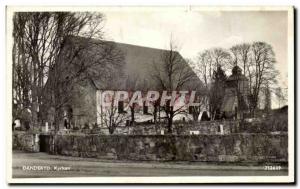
left=167, top=109, right=174, bottom=134
left=153, top=104, right=157, bottom=124
left=167, top=117, right=173, bottom=133
left=54, top=110, right=60, bottom=132
left=109, top=127, right=114, bottom=134
left=130, top=104, right=135, bottom=125
left=193, top=112, right=199, bottom=121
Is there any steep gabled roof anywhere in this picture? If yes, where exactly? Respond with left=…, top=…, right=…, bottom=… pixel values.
left=55, top=36, right=202, bottom=91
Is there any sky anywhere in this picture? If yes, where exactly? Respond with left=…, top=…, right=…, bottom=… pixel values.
left=101, top=9, right=289, bottom=108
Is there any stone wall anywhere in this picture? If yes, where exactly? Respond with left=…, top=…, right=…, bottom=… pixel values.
left=122, top=121, right=234, bottom=135
left=173, top=120, right=234, bottom=135
left=13, top=132, right=39, bottom=152
left=48, top=133, right=287, bottom=162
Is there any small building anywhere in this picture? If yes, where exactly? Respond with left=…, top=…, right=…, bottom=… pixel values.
left=220, top=66, right=249, bottom=119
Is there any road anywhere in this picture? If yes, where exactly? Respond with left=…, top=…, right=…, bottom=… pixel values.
left=12, top=151, right=288, bottom=178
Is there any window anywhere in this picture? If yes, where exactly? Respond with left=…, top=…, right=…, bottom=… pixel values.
left=143, top=102, right=148, bottom=114
left=118, top=101, right=124, bottom=113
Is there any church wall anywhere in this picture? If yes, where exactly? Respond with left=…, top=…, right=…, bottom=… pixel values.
left=70, top=81, right=97, bottom=129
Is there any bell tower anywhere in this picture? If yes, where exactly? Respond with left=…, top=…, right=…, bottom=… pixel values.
left=220, top=66, right=249, bottom=119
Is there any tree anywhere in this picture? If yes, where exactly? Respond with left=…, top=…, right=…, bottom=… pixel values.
left=47, top=38, right=125, bottom=131
left=12, top=12, right=109, bottom=130
left=187, top=59, right=209, bottom=121
left=100, top=92, right=130, bottom=134
left=210, top=66, right=227, bottom=120
left=194, top=48, right=231, bottom=86
left=263, top=82, right=271, bottom=112
left=152, top=39, right=197, bottom=133
left=230, top=44, right=252, bottom=118
left=193, top=48, right=231, bottom=119
left=125, top=74, right=148, bottom=125
left=195, top=41, right=279, bottom=117
left=274, top=87, right=287, bottom=109
left=194, top=50, right=214, bottom=88
left=209, top=48, right=233, bottom=74
left=230, top=43, right=251, bottom=75
left=249, top=42, right=278, bottom=111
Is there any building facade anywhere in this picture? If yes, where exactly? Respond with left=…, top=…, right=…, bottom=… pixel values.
left=220, top=66, right=250, bottom=119
left=44, top=36, right=202, bottom=130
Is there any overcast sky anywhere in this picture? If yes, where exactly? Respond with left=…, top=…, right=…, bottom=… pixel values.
left=102, top=9, right=288, bottom=107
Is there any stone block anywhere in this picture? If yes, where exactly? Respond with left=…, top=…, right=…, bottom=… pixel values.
left=150, top=142, right=155, bottom=148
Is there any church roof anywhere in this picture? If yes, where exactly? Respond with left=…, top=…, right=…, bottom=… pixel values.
left=227, top=66, right=248, bottom=82
left=56, top=36, right=202, bottom=91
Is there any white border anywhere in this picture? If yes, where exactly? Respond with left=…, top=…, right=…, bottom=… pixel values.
left=6, top=6, right=295, bottom=184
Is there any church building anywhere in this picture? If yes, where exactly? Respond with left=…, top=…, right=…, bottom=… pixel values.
left=220, top=66, right=250, bottom=119
left=43, top=36, right=202, bottom=130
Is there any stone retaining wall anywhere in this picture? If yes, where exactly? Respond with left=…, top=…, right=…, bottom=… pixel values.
left=13, top=132, right=39, bottom=152
left=48, top=134, right=287, bottom=162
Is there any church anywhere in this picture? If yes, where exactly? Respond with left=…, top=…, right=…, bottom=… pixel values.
left=43, top=36, right=202, bottom=130
left=220, top=66, right=250, bottom=119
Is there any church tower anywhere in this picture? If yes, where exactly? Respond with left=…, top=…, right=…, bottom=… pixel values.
left=220, top=66, right=249, bottom=119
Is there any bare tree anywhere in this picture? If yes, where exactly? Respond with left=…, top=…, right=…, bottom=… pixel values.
left=249, top=42, right=278, bottom=111
left=230, top=43, right=251, bottom=75
left=263, top=82, right=272, bottom=112
left=125, top=73, right=142, bottom=125
left=229, top=42, right=278, bottom=114
left=186, top=59, right=208, bottom=121
left=100, top=92, right=130, bottom=134
left=12, top=12, right=108, bottom=130
left=191, top=52, right=215, bottom=116
left=211, top=48, right=232, bottom=72
left=195, top=41, right=279, bottom=117
left=194, top=50, right=214, bottom=88
left=274, top=87, right=287, bottom=109
left=192, top=48, right=231, bottom=119
left=46, top=39, right=125, bottom=131
left=151, top=39, right=198, bottom=133
left=194, top=48, right=231, bottom=86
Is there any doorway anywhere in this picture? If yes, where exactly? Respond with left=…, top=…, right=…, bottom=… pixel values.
left=39, top=135, right=50, bottom=152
